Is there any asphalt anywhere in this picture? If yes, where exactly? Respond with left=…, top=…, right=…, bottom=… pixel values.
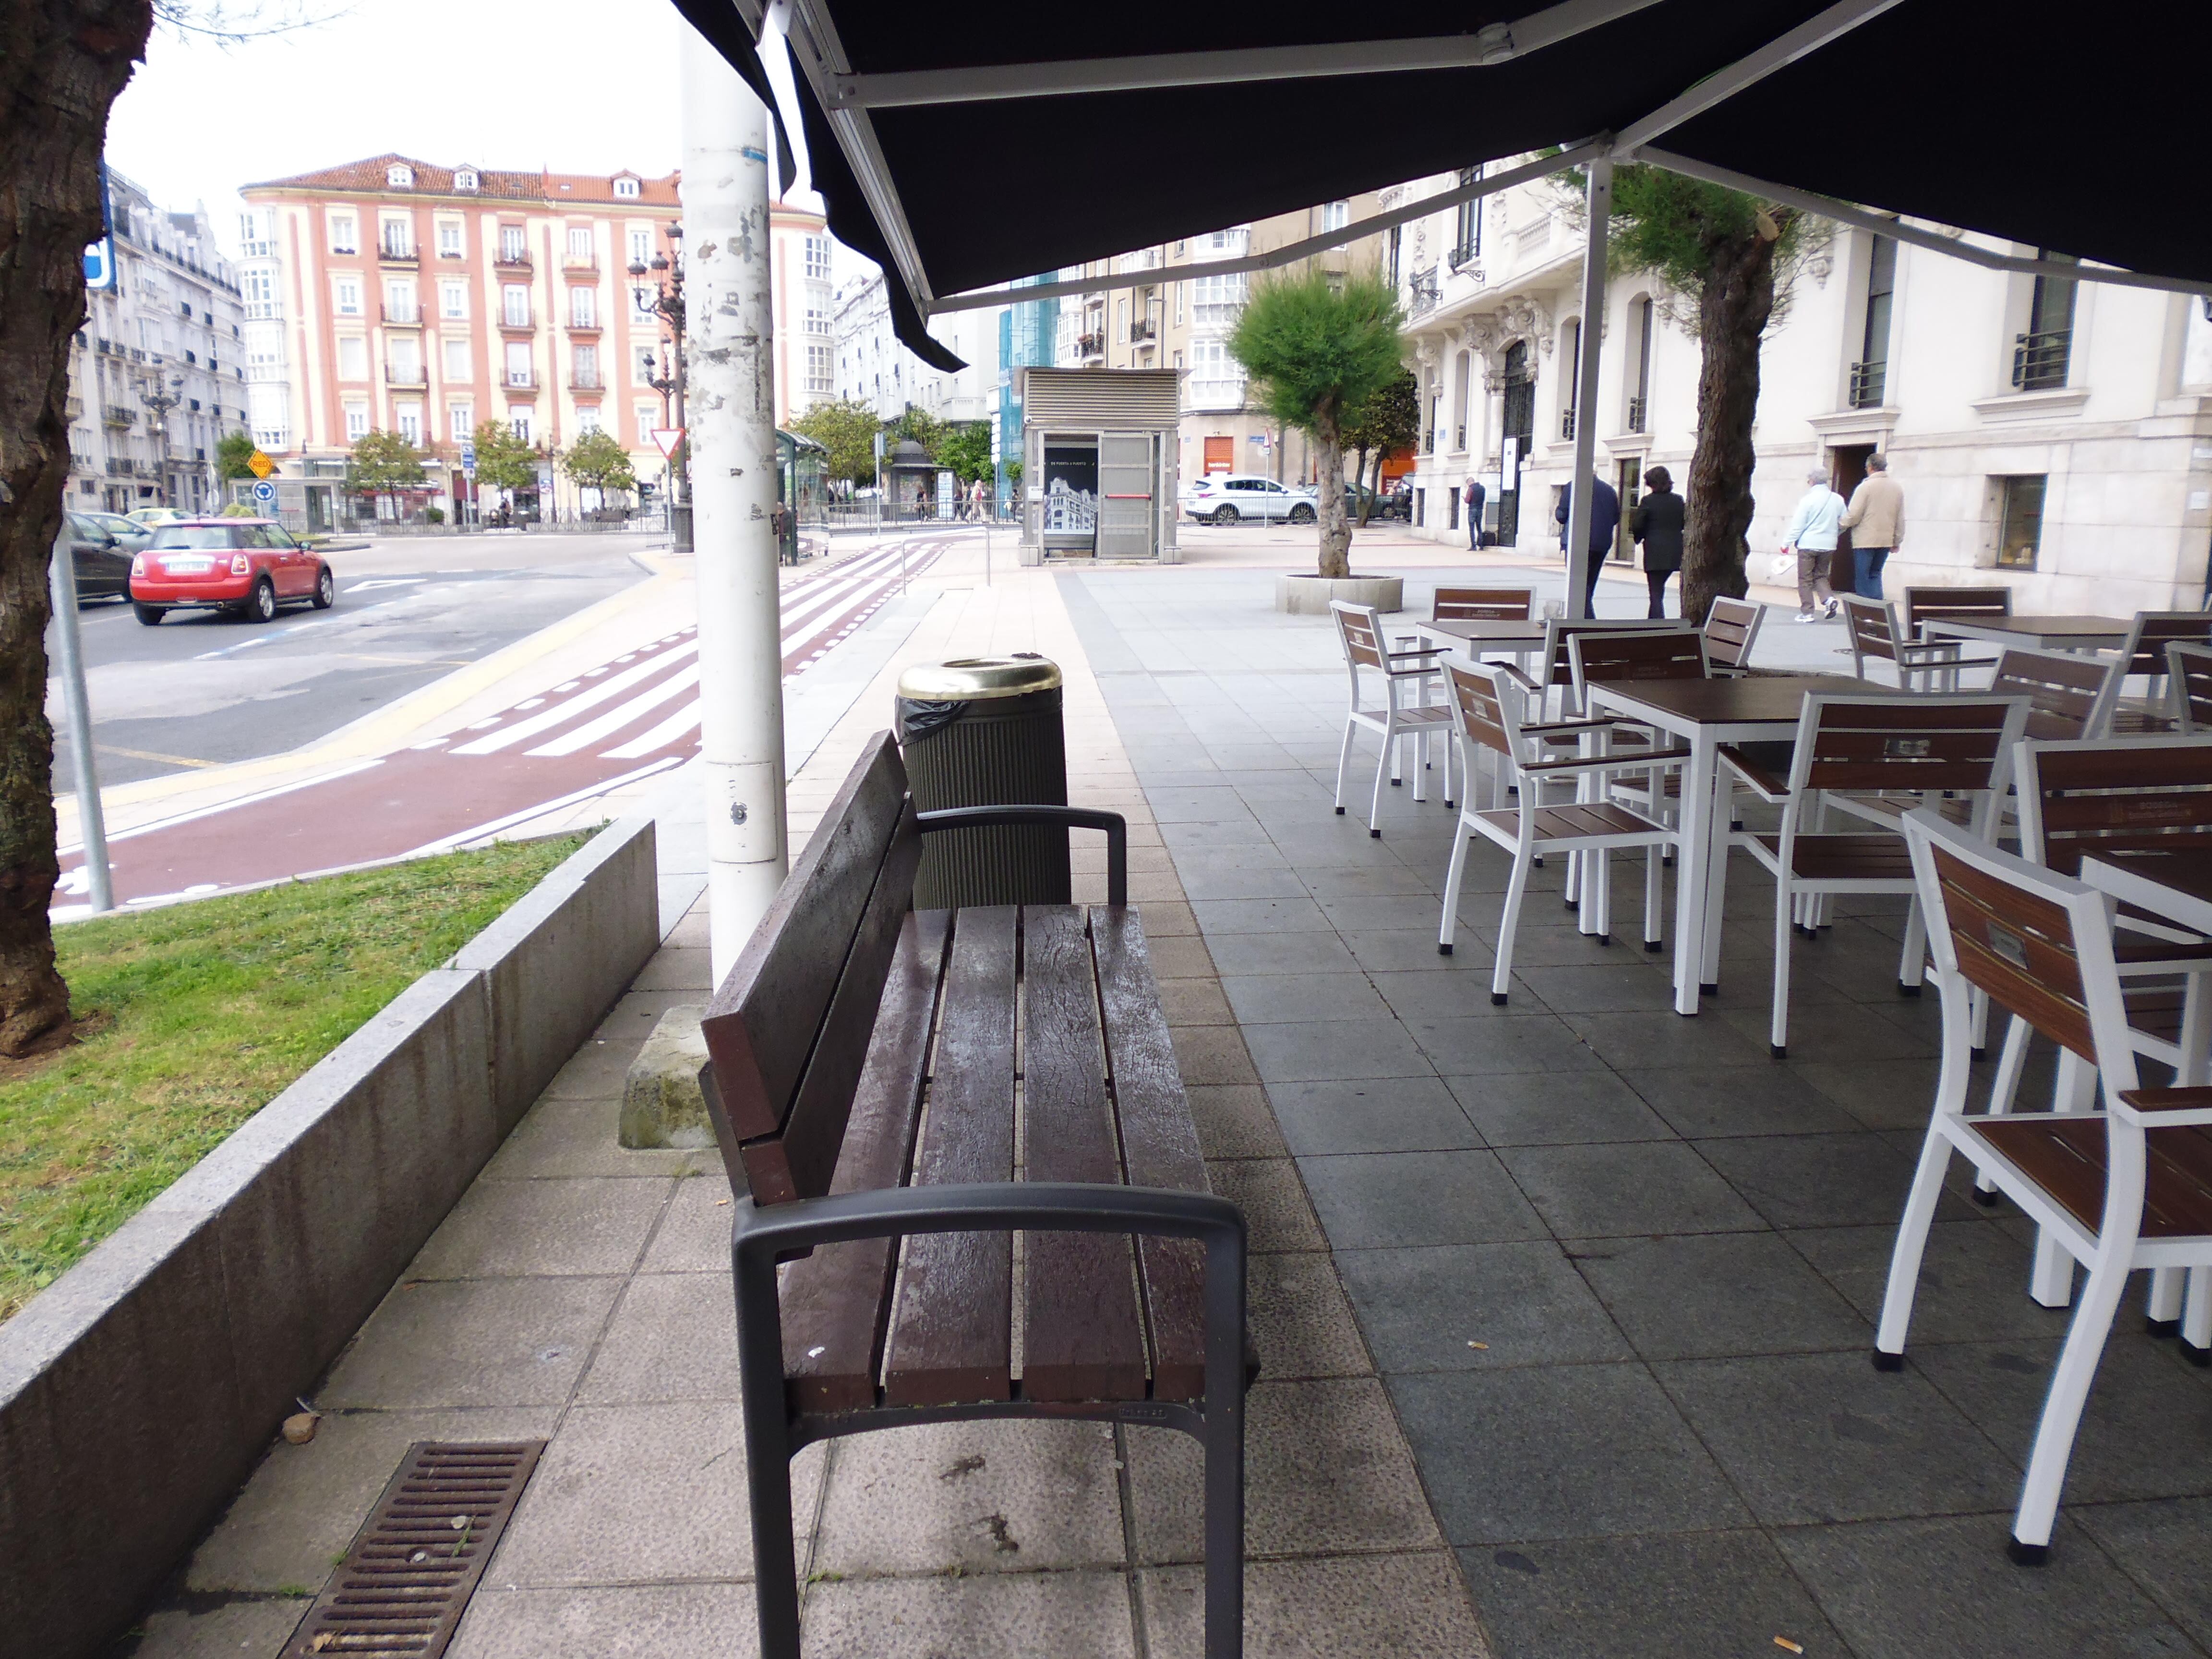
left=48, top=530, right=651, bottom=790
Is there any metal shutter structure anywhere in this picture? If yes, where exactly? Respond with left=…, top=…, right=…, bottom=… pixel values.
left=1096, top=432, right=1154, bottom=559
left=1020, top=369, right=1180, bottom=430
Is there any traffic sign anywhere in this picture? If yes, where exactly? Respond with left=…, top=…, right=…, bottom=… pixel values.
left=461, top=445, right=477, bottom=478
left=247, top=449, right=276, bottom=480
left=251, top=480, right=276, bottom=505
left=651, top=427, right=685, bottom=460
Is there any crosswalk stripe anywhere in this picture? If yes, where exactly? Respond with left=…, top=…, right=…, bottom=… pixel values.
left=452, top=639, right=699, bottom=755
left=525, top=662, right=701, bottom=757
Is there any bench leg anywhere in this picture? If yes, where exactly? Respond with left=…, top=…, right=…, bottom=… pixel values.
left=734, top=1243, right=805, bottom=1659
left=1202, top=1227, right=1248, bottom=1659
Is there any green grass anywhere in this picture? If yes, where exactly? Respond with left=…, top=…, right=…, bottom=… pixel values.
left=0, top=835, right=590, bottom=1322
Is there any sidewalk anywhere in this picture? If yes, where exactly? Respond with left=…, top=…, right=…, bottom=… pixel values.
left=128, top=553, right=1489, bottom=1658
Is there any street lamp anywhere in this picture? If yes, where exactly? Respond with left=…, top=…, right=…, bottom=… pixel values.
left=628, top=221, right=690, bottom=551
left=137, top=373, right=183, bottom=508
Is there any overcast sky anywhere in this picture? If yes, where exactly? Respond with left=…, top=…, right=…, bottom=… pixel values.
left=104, top=0, right=867, bottom=279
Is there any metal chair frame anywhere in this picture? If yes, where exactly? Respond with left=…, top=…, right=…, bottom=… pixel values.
left=1330, top=600, right=1455, bottom=836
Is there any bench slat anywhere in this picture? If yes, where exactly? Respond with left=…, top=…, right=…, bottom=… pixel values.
left=779, top=909, right=950, bottom=1415
left=704, top=731, right=909, bottom=1143
left=1020, top=906, right=1149, bottom=1402
left=1092, top=906, right=1214, bottom=1401
left=740, top=808, right=924, bottom=1203
left=882, top=905, right=1018, bottom=1406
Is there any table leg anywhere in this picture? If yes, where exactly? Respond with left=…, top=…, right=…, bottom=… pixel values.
left=1671, top=735, right=1716, bottom=1016
left=1699, top=769, right=1734, bottom=994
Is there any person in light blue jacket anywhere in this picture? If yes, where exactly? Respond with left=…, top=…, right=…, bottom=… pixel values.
left=1782, top=469, right=1846, bottom=622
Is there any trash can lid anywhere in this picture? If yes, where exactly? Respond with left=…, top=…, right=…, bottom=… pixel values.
left=897, top=654, right=1062, bottom=701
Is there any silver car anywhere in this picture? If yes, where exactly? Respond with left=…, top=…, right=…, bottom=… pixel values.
left=1181, top=472, right=1318, bottom=525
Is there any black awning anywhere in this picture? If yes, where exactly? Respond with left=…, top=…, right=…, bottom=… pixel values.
left=707, top=0, right=2212, bottom=367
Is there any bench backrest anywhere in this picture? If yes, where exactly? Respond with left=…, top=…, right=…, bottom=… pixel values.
left=1903, top=586, right=2010, bottom=636
left=1702, top=596, right=1764, bottom=670
left=1790, top=694, right=2029, bottom=800
left=1568, top=628, right=1708, bottom=707
left=1988, top=647, right=2121, bottom=741
left=1533, top=617, right=1685, bottom=690
left=701, top=731, right=924, bottom=1205
left=2014, top=735, right=2212, bottom=876
left=2118, top=612, right=2212, bottom=683
left=1434, top=586, right=1533, bottom=621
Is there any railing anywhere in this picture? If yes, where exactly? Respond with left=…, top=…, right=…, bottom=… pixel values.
left=1449, top=240, right=1480, bottom=272
left=494, top=248, right=532, bottom=270
left=385, top=365, right=427, bottom=386
left=565, top=315, right=601, bottom=333
left=499, top=310, right=535, bottom=331
left=569, top=372, right=604, bottom=390
left=1626, top=396, right=1647, bottom=433
left=378, top=242, right=418, bottom=264
left=2012, top=328, right=2071, bottom=391
left=1848, top=360, right=1887, bottom=409
left=103, top=405, right=137, bottom=426
left=505, top=371, right=538, bottom=389
left=106, top=457, right=135, bottom=476
left=1130, top=317, right=1157, bottom=341
left=563, top=256, right=598, bottom=273
left=1408, top=266, right=1439, bottom=316
left=382, top=306, right=420, bottom=325
left=1077, top=331, right=1105, bottom=357
left=1560, top=408, right=1577, bottom=441
left=438, top=245, right=466, bottom=259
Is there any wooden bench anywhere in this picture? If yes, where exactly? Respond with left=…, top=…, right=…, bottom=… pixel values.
left=700, top=731, right=1250, bottom=1659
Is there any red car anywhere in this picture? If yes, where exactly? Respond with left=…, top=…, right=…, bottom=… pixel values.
left=129, top=518, right=336, bottom=625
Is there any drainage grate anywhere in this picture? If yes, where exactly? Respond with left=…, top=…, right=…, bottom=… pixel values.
left=280, top=1440, right=545, bottom=1658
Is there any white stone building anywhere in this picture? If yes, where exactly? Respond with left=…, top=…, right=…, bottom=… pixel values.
left=65, top=170, right=250, bottom=515
left=1391, top=163, right=2212, bottom=612
left=831, top=269, right=1000, bottom=424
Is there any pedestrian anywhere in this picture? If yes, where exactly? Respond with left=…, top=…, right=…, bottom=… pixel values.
left=1782, top=467, right=1846, bottom=622
left=1629, top=466, right=1685, bottom=619
left=1462, top=472, right=1486, bottom=551
left=1839, top=453, right=1905, bottom=599
left=1554, top=469, right=1621, bottom=615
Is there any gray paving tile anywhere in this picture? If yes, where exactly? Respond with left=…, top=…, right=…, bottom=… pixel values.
left=1187, top=1083, right=1289, bottom=1159
left=1445, top=1071, right=1673, bottom=1147
left=1160, top=840, right=1292, bottom=871
left=1777, top=1513, right=2194, bottom=1659
left=1789, top=1219, right=2074, bottom=1346
left=1511, top=962, right=1681, bottom=1014
left=1368, top=969, right=1549, bottom=1021
left=1719, top=995, right=1941, bottom=1061
left=1219, top=972, right=1394, bottom=1024
left=1345, top=927, right=1496, bottom=974
left=1140, top=1552, right=1490, bottom=1659
left=1335, top=1241, right=1632, bottom=1372
left=1405, top=1013, right=1611, bottom=1075
left=575, top=1271, right=742, bottom=1403
left=1248, top=1250, right=1374, bottom=1382
left=1242, top=1018, right=1434, bottom=1083
left=1456, top=1529, right=1846, bottom=1659
left=1794, top=1055, right=1944, bottom=1128
left=1211, top=1157, right=1326, bottom=1251
left=639, top=1170, right=737, bottom=1272
left=1266, top=1077, right=1481, bottom=1155
left=1496, top=1142, right=1767, bottom=1238
left=1572, top=1231, right=1872, bottom=1362
left=2071, top=1496, right=2212, bottom=1649
left=409, top=1176, right=672, bottom=1280
left=321, top=1276, right=623, bottom=1409
left=1175, top=864, right=1311, bottom=901
left=451, top=1584, right=763, bottom=1659
left=1619, top=1065, right=1865, bottom=1138
left=1555, top=1008, right=1775, bottom=1069
left=1202, top=929, right=1362, bottom=977
left=1191, top=895, right=1336, bottom=934
left=1299, top=864, right=1438, bottom=900
left=1478, top=923, right=1641, bottom=970
left=1658, top=1350, right=2020, bottom=1526
left=1694, top=1131, right=1934, bottom=1231
left=1146, top=787, right=1261, bottom=825
left=803, top=1568, right=1136, bottom=1659
left=1299, top=1150, right=1547, bottom=1250
left=1389, top=1364, right=1748, bottom=1545
left=1317, top=893, right=1457, bottom=933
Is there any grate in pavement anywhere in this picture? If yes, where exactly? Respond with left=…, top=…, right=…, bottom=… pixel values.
left=279, top=1440, right=545, bottom=1658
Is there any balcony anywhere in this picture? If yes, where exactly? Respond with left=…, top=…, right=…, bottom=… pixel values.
left=565, top=315, right=602, bottom=335
left=377, top=242, right=418, bottom=266
left=1848, top=359, right=1887, bottom=409
left=64, top=397, right=83, bottom=421
left=1186, top=376, right=1246, bottom=412
left=569, top=372, right=604, bottom=391
left=1626, top=395, right=1648, bottom=433
left=494, top=247, right=532, bottom=272
left=103, top=404, right=137, bottom=427
left=1130, top=317, right=1157, bottom=342
left=1077, top=331, right=1105, bottom=360
left=499, top=312, right=536, bottom=334
left=106, top=457, right=135, bottom=476
left=504, top=372, right=539, bottom=392
left=563, top=256, right=598, bottom=274
left=382, top=306, right=421, bottom=327
left=1449, top=239, right=1481, bottom=273
left=2012, top=328, right=2070, bottom=392
left=385, top=364, right=428, bottom=387
left=1408, top=266, right=1439, bottom=317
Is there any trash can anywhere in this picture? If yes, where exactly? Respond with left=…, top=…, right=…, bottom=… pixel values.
left=896, top=655, right=1069, bottom=908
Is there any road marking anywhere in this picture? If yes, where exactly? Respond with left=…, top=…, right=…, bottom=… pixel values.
left=345, top=578, right=426, bottom=593
left=517, top=697, right=545, bottom=709
left=59, top=758, right=387, bottom=856
left=450, top=639, right=700, bottom=755
left=96, top=744, right=218, bottom=769
left=525, top=662, right=701, bottom=757
left=601, top=702, right=703, bottom=760
left=398, top=755, right=686, bottom=855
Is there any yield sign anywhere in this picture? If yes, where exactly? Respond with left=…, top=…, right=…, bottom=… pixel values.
left=247, top=449, right=277, bottom=479
left=651, top=427, right=685, bottom=459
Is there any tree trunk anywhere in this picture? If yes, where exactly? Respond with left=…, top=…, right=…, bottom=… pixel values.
left=1351, top=444, right=1371, bottom=528
left=0, top=0, right=150, bottom=1054
left=1313, top=396, right=1350, bottom=579
left=1680, top=228, right=1779, bottom=630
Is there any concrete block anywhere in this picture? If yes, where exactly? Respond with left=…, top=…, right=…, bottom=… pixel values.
left=1276, top=574, right=1405, bottom=615
left=454, top=816, right=659, bottom=1134
left=619, top=1004, right=712, bottom=1148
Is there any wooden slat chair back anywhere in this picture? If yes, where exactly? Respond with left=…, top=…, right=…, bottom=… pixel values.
left=1902, top=585, right=2011, bottom=638
left=1988, top=647, right=2123, bottom=742
left=2167, top=642, right=2212, bottom=734
left=1880, top=805, right=2212, bottom=1563
left=1702, top=596, right=1765, bottom=672
left=2118, top=611, right=2212, bottom=684
left=1433, top=585, right=1534, bottom=621
left=1330, top=600, right=1455, bottom=833
left=1567, top=628, right=1709, bottom=701
left=1720, top=694, right=2030, bottom=1056
left=2013, top=736, right=2212, bottom=880
left=1839, top=593, right=1980, bottom=690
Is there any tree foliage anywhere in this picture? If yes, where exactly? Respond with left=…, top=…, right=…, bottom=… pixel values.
left=560, top=429, right=637, bottom=494
left=938, top=421, right=992, bottom=485
left=1339, top=368, right=1419, bottom=525
left=1226, top=266, right=1406, bottom=577
left=884, top=406, right=949, bottom=458
left=346, top=429, right=425, bottom=503
left=469, top=420, right=538, bottom=495
left=214, top=430, right=259, bottom=481
left=1601, top=167, right=1813, bottom=322
left=788, top=398, right=882, bottom=484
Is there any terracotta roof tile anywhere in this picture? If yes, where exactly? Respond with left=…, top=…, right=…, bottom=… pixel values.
left=244, top=154, right=681, bottom=208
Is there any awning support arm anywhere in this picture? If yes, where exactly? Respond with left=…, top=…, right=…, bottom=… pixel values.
left=1563, top=155, right=1612, bottom=622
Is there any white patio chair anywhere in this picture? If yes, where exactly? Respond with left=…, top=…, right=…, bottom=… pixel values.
left=1330, top=600, right=1455, bottom=836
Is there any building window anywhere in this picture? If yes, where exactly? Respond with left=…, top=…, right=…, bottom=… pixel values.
left=333, top=276, right=362, bottom=316
left=440, top=280, right=468, bottom=320
left=343, top=401, right=369, bottom=440
left=631, top=343, right=657, bottom=383
left=329, top=213, right=357, bottom=254
left=570, top=287, right=597, bottom=329
left=1851, top=235, right=1896, bottom=408
left=1996, top=475, right=2047, bottom=568
left=577, top=404, right=601, bottom=434
left=2015, top=252, right=2077, bottom=391
left=572, top=343, right=600, bottom=387
left=502, top=285, right=531, bottom=327
left=1628, top=296, right=1654, bottom=432
left=505, top=341, right=534, bottom=387
left=1559, top=319, right=1581, bottom=439
left=628, top=228, right=653, bottom=268
left=455, top=168, right=479, bottom=193
left=508, top=409, right=532, bottom=443
left=384, top=279, right=417, bottom=323
left=394, top=403, right=422, bottom=445
left=499, top=225, right=528, bottom=264
left=379, top=217, right=413, bottom=259
left=1318, top=200, right=1350, bottom=235
left=443, top=337, right=472, bottom=380
left=1386, top=225, right=1402, bottom=290
left=566, top=226, right=593, bottom=262
left=1190, top=273, right=1246, bottom=330
left=804, top=305, right=828, bottom=335
left=805, top=342, right=831, bottom=394
left=449, top=402, right=473, bottom=442
left=337, top=335, right=368, bottom=380
left=1453, top=167, right=1483, bottom=266
left=633, top=284, right=657, bottom=318
left=613, top=175, right=641, bottom=198
left=436, top=219, right=464, bottom=258
left=1452, top=349, right=1471, bottom=451
left=386, top=163, right=414, bottom=189
left=637, top=404, right=660, bottom=443
left=804, top=235, right=830, bottom=280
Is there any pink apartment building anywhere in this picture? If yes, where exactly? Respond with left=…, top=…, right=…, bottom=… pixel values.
left=237, top=155, right=830, bottom=521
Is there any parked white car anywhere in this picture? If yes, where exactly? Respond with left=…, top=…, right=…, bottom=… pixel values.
left=1180, top=473, right=1318, bottom=525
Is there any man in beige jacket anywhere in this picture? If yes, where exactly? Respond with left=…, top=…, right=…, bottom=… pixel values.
left=1839, top=452, right=1905, bottom=599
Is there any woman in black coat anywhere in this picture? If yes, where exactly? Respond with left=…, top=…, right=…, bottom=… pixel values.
left=1629, top=466, right=1686, bottom=619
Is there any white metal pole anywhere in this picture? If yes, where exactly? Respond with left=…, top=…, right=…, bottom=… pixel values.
left=684, top=25, right=786, bottom=982
left=1564, top=154, right=1612, bottom=620
left=48, top=529, right=112, bottom=912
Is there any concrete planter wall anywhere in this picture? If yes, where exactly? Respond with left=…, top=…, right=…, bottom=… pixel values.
left=1275, top=573, right=1405, bottom=614
left=0, top=817, right=658, bottom=1659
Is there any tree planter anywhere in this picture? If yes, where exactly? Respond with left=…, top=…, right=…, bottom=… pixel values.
left=1276, top=573, right=1404, bottom=615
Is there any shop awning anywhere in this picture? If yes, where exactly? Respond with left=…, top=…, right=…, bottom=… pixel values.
left=679, top=0, right=2211, bottom=369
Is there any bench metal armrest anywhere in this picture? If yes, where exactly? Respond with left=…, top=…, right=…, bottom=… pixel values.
left=917, top=805, right=1128, bottom=905
left=1521, top=745, right=1693, bottom=777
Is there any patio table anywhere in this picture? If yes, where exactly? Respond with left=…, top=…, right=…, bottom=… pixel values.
left=1583, top=673, right=1904, bottom=1015
left=1415, top=617, right=1551, bottom=650
left=1920, top=614, right=2133, bottom=653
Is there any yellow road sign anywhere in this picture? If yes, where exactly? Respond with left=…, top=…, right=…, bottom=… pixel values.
left=247, top=449, right=276, bottom=479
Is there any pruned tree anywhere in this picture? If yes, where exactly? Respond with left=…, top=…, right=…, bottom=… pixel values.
left=883, top=405, right=948, bottom=459
left=938, top=421, right=992, bottom=486
left=469, top=419, right=537, bottom=499
left=788, top=397, right=882, bottom=485
left=1339, top=368, right=1419, bottom=528
left=1588, top=165, right=1813, bottom=626
left=561, top=429, right=637, bottom=497
left=1226, top=267, right=1407, bottom=578
left=214, top=430, right=258, bottom=481
left=346, top=428, right=425, bottom=518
